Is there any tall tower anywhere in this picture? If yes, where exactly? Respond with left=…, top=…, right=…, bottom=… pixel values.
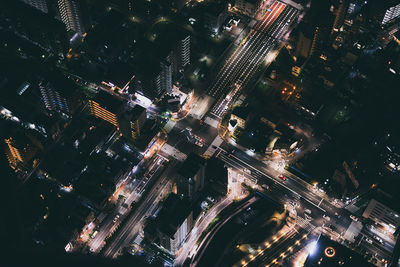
left=179, top=35, right=191, bottom=69
left=39, top=82, right=70, bottom=115
left=20, top=0, right=49, bottom=13
left=332, top=0, right=350, bottom=34
left=58, top=0, right=85, bottom=34
left=160, top=60, right=172, bottom=94
left=88, top=92, right=123, bottom=128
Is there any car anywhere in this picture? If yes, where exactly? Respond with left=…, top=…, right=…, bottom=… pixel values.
left=278, top=174, right=287, bottom=181
left=374, top=236, right=384, bottom=244
left=305, top=209, right=312, bottom=215
left=350, top=215, right=358, bottom=221
left=365, top=238, right=373, bottom=244
left=323, top=215, right=331, bottom=221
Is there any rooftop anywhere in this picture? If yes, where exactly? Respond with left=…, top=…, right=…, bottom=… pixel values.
left=157, top=193, right=192, bottom=238
left=91, top=91, right=125, bottom=114
left=178, top=153, right=206, bottom=179
left=304, top=235, right=373, bottom=267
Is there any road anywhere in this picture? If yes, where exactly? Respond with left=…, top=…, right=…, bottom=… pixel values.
left=214, top=148, right=353, bottom=242
left=174, top=196, right=234, bottom=266
left=102, top=160, right=177, bottom=258
left=190, top=197, right=257, bottom=267
left=207, top=0, right=299, bottom=119
left=87, top=155, right=166, bottom=253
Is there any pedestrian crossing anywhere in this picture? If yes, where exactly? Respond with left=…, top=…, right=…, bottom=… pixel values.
left=296, top=216, right=316, bottom=232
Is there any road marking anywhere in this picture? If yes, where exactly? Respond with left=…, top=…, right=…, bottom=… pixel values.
left=219, top=152, right=326, bottom=212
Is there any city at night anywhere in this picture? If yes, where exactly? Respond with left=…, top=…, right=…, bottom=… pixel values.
left=1, top=0, right=400, bottom=266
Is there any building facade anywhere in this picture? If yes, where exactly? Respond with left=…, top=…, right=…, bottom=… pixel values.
left=362, top=199, right=400, bottom=235
left=88, top=92, right=123, bottom=128
left=20, top=0, right=48, bottom=13
left=58, top=0, right=85, bottom=34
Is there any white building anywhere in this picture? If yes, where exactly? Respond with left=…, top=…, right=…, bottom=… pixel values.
left=362, top=199, right=400, bottom=234
left=58, top=0, right=85, bottom=34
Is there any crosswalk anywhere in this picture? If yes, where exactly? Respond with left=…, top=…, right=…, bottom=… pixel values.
left=296, top=216, right=316, bottom=232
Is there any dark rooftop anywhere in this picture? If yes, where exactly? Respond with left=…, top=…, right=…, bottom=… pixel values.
left=157, top=193, right=192, bottom=238
left=304, top=235, right=374, bottom=267
left=92, top=91, right=125, bottom=114
left=178, top=153, right=206, bottom=179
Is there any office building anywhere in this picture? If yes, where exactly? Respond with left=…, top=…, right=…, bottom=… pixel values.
left=88, top=92, right=123, bottom=128
left=295, top=23, right=314, bottom=59
left=176, top=153, right=206, bottom=201
left=332, top=0, right=350, bottom=33
left=4, top=135, right=37, bottom=172
left=39, top=81, right=73, bottom=115
left=362, top=199, right=400, bottom=235
left=58, top=0, right=85, bottom=34
left=381, top=1, right=400, bottom=25
left=154, top=194, right=193, bottom=255
left=230, top=107, right=250, bottom=129
left=204, top=2, right=228, bottom=33
left=20, top=0, right=48, bottom=13
left=160, top=60, right=173, bottom=93
left=119, top=105, right=146, bottom=140
left=178, top=34, right=191, bottom=68
left=234, top=0, right=261, bottom=17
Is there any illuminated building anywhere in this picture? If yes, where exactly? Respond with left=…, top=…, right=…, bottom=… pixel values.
left=178, top=34, right=191, bottom=68
left=39, top=81, right=72, bottom=115
left=332, top=0, right=349, bottom=33
left=160, top=60, right=173, bottom=94
left=304, top=235, right=373, bottom=266
left=20, top=0, right=48, bottom=13
left=88, top=92, right=123, bottom=128
left=58, top=0, right=85, bottom=34
left=234, top=0, right=262, bottom=17
left=120, top=105, right=146, bottom=140
left=4, top=136, right=36, bottom=171
left=230, top=107, right=250, bottom=129
left=381, top=2, right=400, bottom=25
left=362, top=199, right=400, bottom=235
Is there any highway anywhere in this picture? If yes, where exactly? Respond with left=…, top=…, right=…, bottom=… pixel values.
left=215, top=148, right=353, bottom=242
left=174, top=196, right=233, bottom=266
left=102, top=159, right=176, bottom=258
left=87, top=156, right=162, bottom=252
left=206, top=0, right=299, bottom=119
left=245, top=227, right=309, bottom=267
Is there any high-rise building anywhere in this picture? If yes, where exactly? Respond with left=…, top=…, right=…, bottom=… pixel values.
left=4, top=136, right=37, bottom=171
left=178, top=34, right=191, bottom=68
left=39, top=81, right=72, bottom=115
left=176, top=153, right=206, bottom=201
left=204, top=1, right=228, bottom=33
left=146, top=193, right=193, bottom=255
left=381, top=2, right=400, bottom=25
left=88, top=92, right=123, bottom=128
left=160, top=59, right=173, bottom=93
left=58, top=0, right=85, bottom=34
left=119, top=105, right=146, bottom=140
left=20, top=0, right=48, bottom=13
left=332, top=0, right=350, bottom=33
left=295, top=27, right=313, bottom=59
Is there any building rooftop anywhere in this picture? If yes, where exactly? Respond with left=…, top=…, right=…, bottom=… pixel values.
left=231, top=106, right=250, bottom=120
left=157, top=193, right=192, bottom=238
left=178, top=153, right=206, bottom=179
left=304, top=235, right=373, bottom=267
left=91, top=91, right=125, bottom=114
